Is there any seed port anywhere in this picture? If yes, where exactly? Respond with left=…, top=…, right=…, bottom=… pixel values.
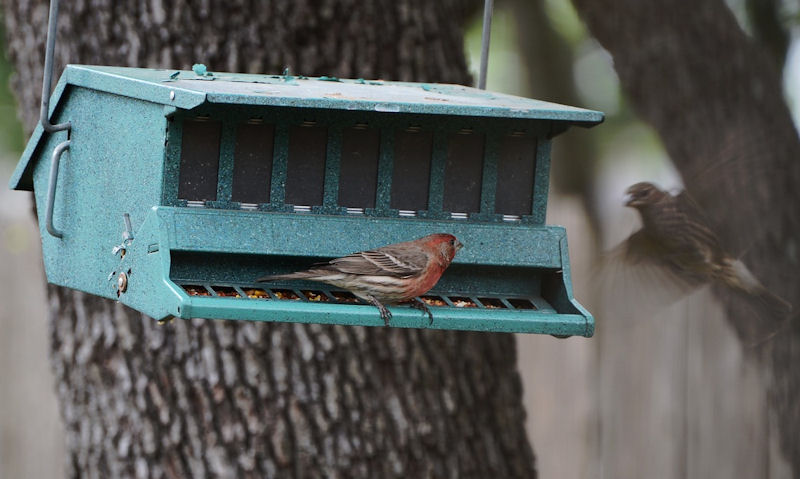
left=507, top=298, right=537, bottom=310
left=302, top=290, right=329, bottom=302
left=477, top=297, right=505, bottom=309
left=330, top=291, right=360, bottom=303
left=183, top=282, right=540, bottom=314
left=449, top=296, right=478, bottom=308
left=271, top=289, right=301, bottom=300
left=419, top=296, right=447, bottom=307
left=244, top=288, right=270, bottom=299
left=213, top=286, right=241, bottom=298
left=183, top=285, right=210, bottom=296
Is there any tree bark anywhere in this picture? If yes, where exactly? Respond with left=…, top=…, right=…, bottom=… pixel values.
left=2, top=1, right=538, bottom=477
left=571, top=0, right=800, bottom=474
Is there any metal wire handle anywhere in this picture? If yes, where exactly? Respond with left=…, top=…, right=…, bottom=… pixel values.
left=478, top=0, right=494, bottom=90
left=41, top=0, right=71, bottom=238
left=41, top=0, right=70, bottom=132
left=45, top=140, right=70, bottom=238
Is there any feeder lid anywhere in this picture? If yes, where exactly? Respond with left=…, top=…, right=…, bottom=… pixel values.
left=68, top=64, right=604, bottom=122
left=10, top=64, right=604, bottom=191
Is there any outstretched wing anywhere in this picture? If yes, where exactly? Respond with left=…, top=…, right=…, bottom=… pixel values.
left=621, top=229, right=706, bottom=287
left=595, top=229, right=708, bottom=320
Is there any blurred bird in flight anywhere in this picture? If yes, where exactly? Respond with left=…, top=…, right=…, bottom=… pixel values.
left=612, top=181, right=791, bottom=322
left=257, top=233, right=463, bottom=326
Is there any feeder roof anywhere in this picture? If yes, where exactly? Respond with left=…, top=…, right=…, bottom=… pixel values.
left=10, top=64, right=604, bottom=190
left=68, top=65, right=604, bottom=122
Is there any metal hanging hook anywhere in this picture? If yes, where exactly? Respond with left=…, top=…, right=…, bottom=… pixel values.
left=40, top=0, right=71, bottom=132
left=478, top=0, right=494, bottom=90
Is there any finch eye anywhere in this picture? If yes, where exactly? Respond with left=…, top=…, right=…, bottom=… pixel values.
left=449, top=239, right=455, bottom=246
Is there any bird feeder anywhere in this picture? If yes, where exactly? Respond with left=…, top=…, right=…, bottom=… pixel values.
left=10, top=64, right=602, bottom=336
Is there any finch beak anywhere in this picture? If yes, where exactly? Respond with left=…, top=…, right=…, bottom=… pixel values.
left=455, top=240, right=464, bottom=251
left=623, top=193, right=635, bottom=207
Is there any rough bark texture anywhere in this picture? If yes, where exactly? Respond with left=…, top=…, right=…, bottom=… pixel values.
left=571, top=0, right=800, bottom=474
left=2, top=1, right=538, bottom=477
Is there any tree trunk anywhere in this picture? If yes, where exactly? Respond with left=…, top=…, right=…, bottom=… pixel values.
left=2, top=1, right=538, bottom=477
left=571, top=0, right=800, bottom=474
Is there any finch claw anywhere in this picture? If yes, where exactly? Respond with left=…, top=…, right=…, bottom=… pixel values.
left=365, top=295, right=392, bottom=327
left=410, top=298, right=434, bottom=326
left=380, top=307, right=392, bottom=327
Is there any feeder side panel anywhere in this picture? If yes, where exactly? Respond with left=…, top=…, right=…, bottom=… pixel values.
left=31, top=87, right=167, bottom=299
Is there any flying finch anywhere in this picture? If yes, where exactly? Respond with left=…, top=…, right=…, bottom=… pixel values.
left=257, top=233, right=463, bottom=326
left=618, top=181, right=791, bottom=320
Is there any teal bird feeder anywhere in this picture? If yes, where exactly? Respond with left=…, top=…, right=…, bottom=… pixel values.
left=10, top=0, right=602, bottom=337
left=9, top=64, right=603, bottom=336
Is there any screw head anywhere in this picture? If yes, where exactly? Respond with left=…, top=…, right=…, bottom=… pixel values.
left=117, top=272, right=128, bottom=293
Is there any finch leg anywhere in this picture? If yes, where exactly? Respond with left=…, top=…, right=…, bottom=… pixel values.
left=409, top=298, right=434, bottom=325
left=364, top=295, right=392, bottom=326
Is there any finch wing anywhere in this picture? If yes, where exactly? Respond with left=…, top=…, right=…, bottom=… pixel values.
left=326, top=245, right=428, bottom=278
left=674, top=191, right=724, bottom=255
left=674, top=190, right=706, bottom=221
left=596, top=230, right=707, bottom=320
left=622, top=229, right=708, bottom=290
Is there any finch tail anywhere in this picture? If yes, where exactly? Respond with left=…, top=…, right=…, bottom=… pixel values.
left=720, top=258, right=793, bottom=320
left=718, top=257, right=792, bottom=322
left=744, top=287, right=793, bottom=321
left=256, top=271, right=320, bottom=283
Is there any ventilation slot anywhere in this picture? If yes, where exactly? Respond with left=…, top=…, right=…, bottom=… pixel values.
left=339, top=125, right=380, bottom=209
left=391, top=127, right=432, bottom=211
left=285, top=123, right=328, bottom=207
left=178, top=119, right=222, bottom=202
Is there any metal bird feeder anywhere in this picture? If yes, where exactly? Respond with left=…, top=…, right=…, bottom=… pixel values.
left=9, top=0, right=603, bottom=336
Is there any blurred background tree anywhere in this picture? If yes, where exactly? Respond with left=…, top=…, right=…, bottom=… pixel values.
left=0, top=11, right=24, bottom=159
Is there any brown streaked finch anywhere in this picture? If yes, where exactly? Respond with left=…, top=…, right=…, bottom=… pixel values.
left=257, top=233, right=463, bottom=326
left=619, top=181, right=791, bottom=321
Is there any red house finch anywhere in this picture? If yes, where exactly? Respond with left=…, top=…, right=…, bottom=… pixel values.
left=257, top=233, right=463, bottom=326
left=620, top=182, right=791, bottom=320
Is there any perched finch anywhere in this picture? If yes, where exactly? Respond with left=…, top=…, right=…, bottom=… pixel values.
left=257, top=233, right=463, bottom=326
left=619, top=181, right=791, bottom=320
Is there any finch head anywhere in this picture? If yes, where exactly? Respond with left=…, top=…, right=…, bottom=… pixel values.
left=624, top=182, right=668, bottom=208
left=426, top=233, right=463, bottom=264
